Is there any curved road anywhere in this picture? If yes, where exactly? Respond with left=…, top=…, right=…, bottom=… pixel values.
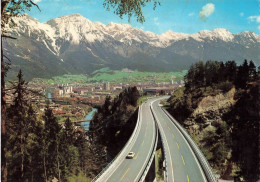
left=152, top=98, right=207, bottom=182
left=105, top=99, right=157, bottom=182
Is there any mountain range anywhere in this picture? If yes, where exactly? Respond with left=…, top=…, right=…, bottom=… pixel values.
left=3, top=14, right=260, bottom=80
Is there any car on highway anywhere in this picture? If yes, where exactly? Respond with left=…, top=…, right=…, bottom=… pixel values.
left=126, top=152, right=135, bottom=159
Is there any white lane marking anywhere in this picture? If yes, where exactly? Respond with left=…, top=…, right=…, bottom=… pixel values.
left=151, top=99, right=174, bottom=182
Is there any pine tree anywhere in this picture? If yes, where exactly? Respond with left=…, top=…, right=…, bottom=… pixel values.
left=63, top=117, right=75, bottom=145
left=43, top=107, right=61, bottom=181
left=248, top=60, right=257, bottom=81
left=235, top=60, right=249, bottom=89
left=224, top=61, right=237, bottom=82
left=6, top=70, right=30, bottom=181
left=184, top=64, right=195, bottom=91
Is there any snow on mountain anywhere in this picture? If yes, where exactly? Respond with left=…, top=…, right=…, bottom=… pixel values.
left=3, top=14, right=260, bottom=80
left=7, top=13, right=260, bottom=50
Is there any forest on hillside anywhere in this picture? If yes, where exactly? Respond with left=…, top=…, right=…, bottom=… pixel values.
left=89, top=87, right=140, bottom=159
left=168, top=60, right=259, bottom=181
left=4, top=68, right=141, bottom=181
left=5, top=70, right=105, bottom=181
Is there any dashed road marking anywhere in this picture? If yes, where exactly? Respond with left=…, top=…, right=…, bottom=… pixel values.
left=134, top=152, right=140, bottom=160
left=181, top=155, right=186, bottom=165
left=121, top=168, right=130, bottom=181
left=187, top=175, right=190, bottom=182
left=176, top=142, right=180, bottom=149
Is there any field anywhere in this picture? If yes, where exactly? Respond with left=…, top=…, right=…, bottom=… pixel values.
left=32, top=67, right=187, bottom=84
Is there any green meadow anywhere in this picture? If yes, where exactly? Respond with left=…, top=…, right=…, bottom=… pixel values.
left=32, top=68, right=187, bottom=84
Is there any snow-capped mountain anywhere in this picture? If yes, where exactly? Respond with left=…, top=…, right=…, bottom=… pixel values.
left=3, top=14, right=260, bottom=80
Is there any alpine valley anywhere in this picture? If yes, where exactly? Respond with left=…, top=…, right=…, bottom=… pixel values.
left=3, top=14, right=260, bottom=80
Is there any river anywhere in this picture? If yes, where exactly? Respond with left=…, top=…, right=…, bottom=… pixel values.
left=81, top=108, right=98, bottom=131
left=47, top=92, right=52, bottom=102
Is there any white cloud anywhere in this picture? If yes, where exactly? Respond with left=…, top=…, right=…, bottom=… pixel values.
left=154, top=17, right=159, bottom=26
left=199, top=3, right=215, bottom=21
left=248, top=15, right=260, bottom=23
left=188, top=12, right=194, bottom=17
left=248, top=15, right=260, bottom=32
left=240, top=12, right=244, bottom=17
left=34, top=0, right=41, bottom=3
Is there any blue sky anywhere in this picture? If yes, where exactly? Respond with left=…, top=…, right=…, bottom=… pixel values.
left=28, top=0, right=260, bottom=34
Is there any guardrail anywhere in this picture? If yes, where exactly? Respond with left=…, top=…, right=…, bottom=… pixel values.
left=92, top=106, right=143, bottom=182
left=138, top=104, right=159, bottom=182
left=162, top=108, right=218, bottom=182
left=150, top=103, right=168, bottom=182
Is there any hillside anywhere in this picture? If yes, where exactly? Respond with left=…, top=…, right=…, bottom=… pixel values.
left=89, top=87, right=140, bottom=163
left=3, top=14, right=260, bottom=80
left=167, top=60, right=259, bottom=181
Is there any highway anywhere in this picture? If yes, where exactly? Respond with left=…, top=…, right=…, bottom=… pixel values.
left=151, top=98, right=207, bottom=182
left=104, top=99, right=157, bottom=182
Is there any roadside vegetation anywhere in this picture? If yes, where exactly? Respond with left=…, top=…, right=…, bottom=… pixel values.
left=155, top=149, right=164, bottom=182
left=167, top=60, right=259, bottom=181
left=5, top=70, right=143, bottom=181
left=89, top=87, right=140, bottom=160
left=1, top=1, right=161, bottom=181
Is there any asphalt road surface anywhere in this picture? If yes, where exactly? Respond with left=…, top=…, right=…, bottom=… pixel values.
left=106, top=99, right=157, bottom=182
left=152, top=98, right=207, bottom=182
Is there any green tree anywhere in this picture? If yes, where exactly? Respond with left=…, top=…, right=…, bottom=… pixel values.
left=59, top=117, right=80, bottom=179
left=6, top=70, right=43, bottom=182
left=63, top=117, right=75, bottom=145
left=184, top=64, right=195, bottom=91
left=235, top=60, right=249, bottom=89
left=1, top=2, right=40, bottom=181
left=224, top=61, right=237, bottom=82
left=229, top=85, right=259, bottom=181
left=194, top=61, right=205, bottom=87
left=2, top=1, right=159, bottom=180
left=129, top=86, right=140, bottom=106
left=103, top=0, right=160, bottom=23
left=6, top=70, right=29, bottom=181
left=248, top=60, right=257, bottom=81
left=103, top=96, right=112, bottom=116
left=43, top=107, right=62, bottom=181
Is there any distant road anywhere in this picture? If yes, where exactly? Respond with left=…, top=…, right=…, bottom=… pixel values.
left=152, top=98, right=207, bottom=182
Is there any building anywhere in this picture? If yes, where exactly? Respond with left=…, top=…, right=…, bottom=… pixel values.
left=58, top=84, right=73, bottom=96
left=103, top=82, right=110, bottom=91
left=143, top=87, right=175, bottom=95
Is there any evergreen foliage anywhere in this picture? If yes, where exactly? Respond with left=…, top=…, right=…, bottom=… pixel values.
left=184, top=59, right=258, bottom=91
left=90, top=86, right=140, bottom=168
left=1, top=1, right=157, bottom=181
left=5, top=70, right=94, bottom=181
left=168, top=60, right=259, bottom=181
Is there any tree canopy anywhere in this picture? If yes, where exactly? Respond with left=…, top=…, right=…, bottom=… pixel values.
left=103, top=0, right=160, bottom=23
